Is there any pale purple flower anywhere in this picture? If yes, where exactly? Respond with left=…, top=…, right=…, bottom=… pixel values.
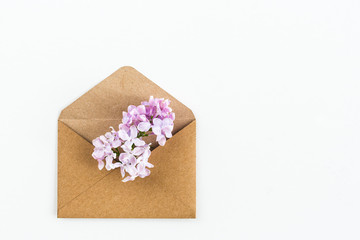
left=92, top=136, right=113, bottom=170
left=118, top=152, right=137, bottom=177
left=120, top=145, right=152, bottom=182
left=105, top=154, right=117, bottom=171
left=118, top=125, right=138, bottom=141
left=119, top=125, right=147, bottom=156
left=152, top=117, right=174, bottom=146
left=91, top=96, right=175, bottom=182
left=122, top=111, right=132, bottom=125
left=104, top=127, right=122, bottom=148
left=92, top=136, right=111, bottom=160
left=118, top=153, right=139, bottom=182
left=142, top=96, right=175, bottom=120
left=121, top=139, right=147, bottom=156
left=92, top=127, right=123, bottom=170
left=122, top=105, right=147, bottom=126
left=119, top=152, right=137, bottom=165
left=136, top=154, right=154, bottom=178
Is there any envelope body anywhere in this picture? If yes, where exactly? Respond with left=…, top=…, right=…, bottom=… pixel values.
left=58, top=67, right=196, bottom=218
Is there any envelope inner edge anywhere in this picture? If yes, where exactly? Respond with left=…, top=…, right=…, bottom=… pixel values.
left=58, top=117, right=195, bottom=151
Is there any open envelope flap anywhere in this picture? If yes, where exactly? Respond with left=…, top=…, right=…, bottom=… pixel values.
left=59, top=66, right=195, bottom=143
left=58, top=121, right=196, bottom=218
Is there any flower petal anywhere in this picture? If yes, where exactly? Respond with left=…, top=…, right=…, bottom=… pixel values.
left=125, top=165, right=137, bottom=176
left=128, top=155, right=137, bottom=165
left=118, top=129, right=129, bottom=141
left=133, top=138, right=145, bottom=146
left=130, top=125, right=138, bottom=139
left=145, top=162, right=154, bottom=168
left=132, top=147, right=145, bottom=156
left=97, top=160, right=104, bottom=170
left=92, top=138, right=103, bottom=148
left=163, top=118, right=173, bottom=126
left=138, top=115, right=147, bottom=122
left=119, top=153, right=130, bottom=163
left=112, top=139, right=121, bottom=148
left=137, top=105, right=146, bottom=114
left=156, top=135, right=166, bottom=146
left=92, top=149, right=105, bottom=159
left=99, top=135, right=107, bottom=143
left=113, top=162, right=121, bottom=168
left=142, top=149, right=151, bottom=159
left=137, top=121, right=151, bottom=132
left=152, top=126, right=161, bottom=135
left=152, top=118, right=162, bottom=127
left=120, top=166, right=125, bottom=177
left=122, top=176, right=136, bottom=182
left=121, top=141, right=132, bottom=153
left=163, top=126, right=173, bottom=138
left=119, top=124, right=129, bottom=132
left=105, top=132, right=113, bottom=139
left=105, top=155, right=113, bottom=170
left=128, top=105, right=137, bottom=113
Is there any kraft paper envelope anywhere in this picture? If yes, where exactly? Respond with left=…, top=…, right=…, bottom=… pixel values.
left=58, top=66, right=196, bottom=218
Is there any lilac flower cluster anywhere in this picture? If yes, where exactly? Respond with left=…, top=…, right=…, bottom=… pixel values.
left=91, top=96, right=175, bottom=182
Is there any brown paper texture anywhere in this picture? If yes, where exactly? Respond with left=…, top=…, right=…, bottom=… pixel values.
left=58, top=66, right=196, bottom=218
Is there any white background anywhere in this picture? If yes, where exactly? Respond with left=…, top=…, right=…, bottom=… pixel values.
left=1, top=0, right=359, bottom=239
